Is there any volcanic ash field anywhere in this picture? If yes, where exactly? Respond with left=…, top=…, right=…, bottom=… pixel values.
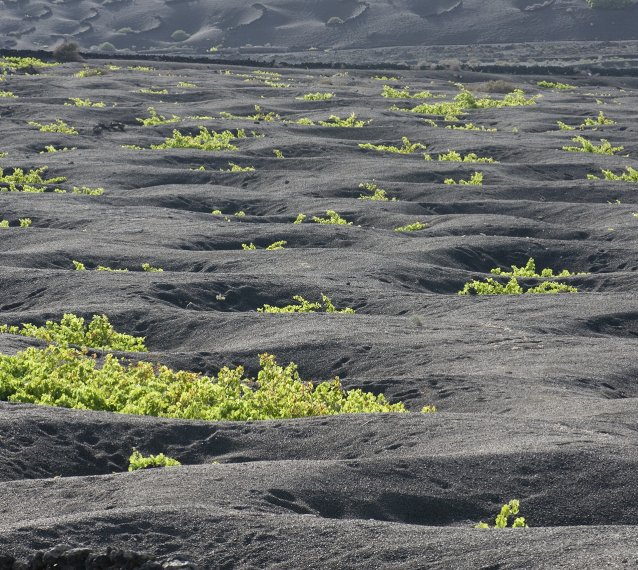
left=0, top=56, right=638, bottom=568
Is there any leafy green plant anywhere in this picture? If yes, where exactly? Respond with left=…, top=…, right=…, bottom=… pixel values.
left=142, top=263, right=163, bottom=272
left=177, top=81, right=197, bottom=88
left=72, top=186, right=104, bottom=196
left=222, top=162, right=255, bottom=172
left=444, top=172, right=483, bottom=185
left=97, top=265, right=128, bottom=272
left=358, top=182, right=396, bottom=201
left=258, top=294, right=355, bottom=314
left=0, top=313, right=147, bottom=351
left=273, top=149, right=285, bottom=159
left=359, top=137, right=426, bottom=154
left=136, top=107, right=180, bottom=126
left=150, top=128, right=246, bottom=151
left=445, top=123, right=496, bottom=132
left=72, top=260, right=86, bottom=271
left=220, top=105, right=280, bottom=122
left=0, top=166, right=66, bottom=193
left=74, top=67, right=103, bottom=78
left=394, top=221, right=426, bottom=232
left=400, top=87, right=537, bottom=120
left=19, top=218, right=32, bottom=228
left=0, top=349, right=407, bottom=420
left=537, top=80, right=576, bottom=90
left=581, top=111, right=616, bottom=127
left=138, top=88, right=169, bottom=95
left=242, top=240, right=287, bottom=250
left=65, top=97, right=106, bottom=108
left=0, top=91, right=17, bottom=98
left=0, top=56, right=58, bottom=71
left=312, top=210, right=352, bottom=225
left=298, top=92, right=334, bottom=100
left=293, top=213, right=307, bottom=224
left=490, top=258, right=584, bottom=278
left=562, top=136, right=623, bottom=155
left=39, top=145, right=76, bottom=154
left=381, top=85, right=432, bottom=99
left=459, top=276, right=577, bottom=295
left=476, top=500, right=528, bottom=529
left=319, top=113, right=365, bottom=127
left=128, top=449, right=181, bottom=471
left=432, top=151, right=497, bottom=163
left=28, top=120, right=78, bottom=135
left=588, top=166, right=638, bottom=181
left=0, top=220, right=8, bottom=229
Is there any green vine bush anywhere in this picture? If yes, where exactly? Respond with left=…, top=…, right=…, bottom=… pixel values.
left=0, top=349, right=407, bottom=420
left=358, top=182, right=396, bottom=201
left=319, top=113, right=365, bottom=127
left=562, top=136, right=623, bottom=155
left=242, top=240, right=287, bottom=250
left=258, top=295, right=355, bottom=314
left=136, top=107, right=180, bottom=126
left=397, top=87, right=537, bottom=120
left=312, top=210, right=352, bottom=225
left=28, top=120, right=78, bottom=134
left=459, top=277, right=578, bottom=295
left=298, top=92, right=334, bottom=100
left=537, top=80, right=576, bottom=90
left=0, top=314, right=147, bottom=351
left=359, top=137, right=427, bottom=154
left=128, top=449, right=181, bottom=471
left=65, top=98, right=105, bottom=108
left=490, top=258, right=585, bottom=278
left=220, top=105, right=280, bottom=122
left=444, top=172, right=483, bottom=185
left=429, top=151, right=497, bottom=163
left=381, top=85, right=432, bottom=99
left=394, top=221, right=426, bottom=232
left=587, top=166, right=638, bottom=181
left=0, top=167, right=66, bottom=193
left=151, top=128, right=246, bottom=151
left=476, top=500, right=528, bottom=529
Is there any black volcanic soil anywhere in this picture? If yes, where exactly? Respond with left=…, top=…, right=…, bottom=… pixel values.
left=3, top=0, right=638, bottom=53
left=1, top=58, right=638, bottom=568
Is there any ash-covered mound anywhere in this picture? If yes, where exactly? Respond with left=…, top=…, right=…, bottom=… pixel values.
left=0, top=544, right=195, bottom=570
left=1, top=0, right=638, bottom=54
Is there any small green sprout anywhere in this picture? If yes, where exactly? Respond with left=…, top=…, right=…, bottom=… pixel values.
left=359, top=137, right=426, bottom=154
left=312, top=210, right=352, bottom=225
left=136, top=107, right=180, bottom=126
left=151, top=128, right=246, bottom=151
left=394, top=221, right=426, bottom=232
left=358, top=182, right=396, bottom=201
left=128, top=449, right=181, bottom=471
left=65, top=98, right=105, bottom=108
left=537, top=80, right=576, bottom=90
left=318, top=113, right=366, bottom=127
left=258, top=294, right=355, bottom=314
left=443, top=172, right=483, bottom=185
left=28, top=120, right=78, bottom=135
left=142, top=263, right=163, bottom=272
left=476, top=500, right=528, bottom=529
left=562, top=136, right=623, bottom=155
left=298, top=92, right=335, bottom=100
